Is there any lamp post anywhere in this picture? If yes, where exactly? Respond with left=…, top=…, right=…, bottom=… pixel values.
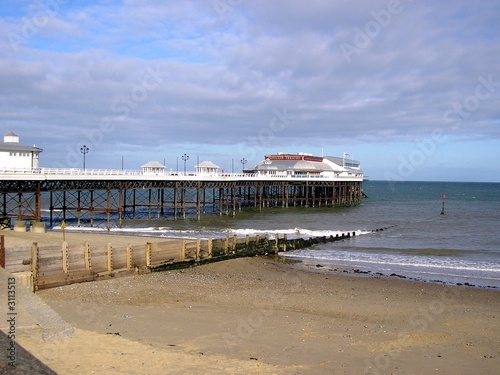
left=80, top=145, right=89, bottom=170
left=241, top=158, right=247, bottom=172
left=182, top=153, right=189, bottom=174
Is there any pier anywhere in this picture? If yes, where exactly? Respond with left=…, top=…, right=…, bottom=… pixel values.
left=0, top=168, right=363, bottom=229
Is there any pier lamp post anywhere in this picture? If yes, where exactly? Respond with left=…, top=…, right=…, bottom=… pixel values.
left=80, top=145, right=89, bottom=170
left=182, top=153, right=189, bottom=174
left=241, top=158, right=247, bottom=172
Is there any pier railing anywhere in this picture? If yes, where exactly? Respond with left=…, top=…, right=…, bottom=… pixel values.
left=0, top=167, right=363, bottom=180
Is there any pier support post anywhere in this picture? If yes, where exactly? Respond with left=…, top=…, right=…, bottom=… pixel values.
left=90, top=190, right=94, bottom=227
left=148, top=189, right=152, bottom=220
left=173, top=183, right=178, bottom=221
left=219, top=188, right=223, bottom=217
left=181, top=187, right=185, bottom=219
left=106, top=185, right=111, bottom=231
left=197, top=183, right=201, bottom=221
left=305, top=182, right=309, bottom=207
left=156, top=188, right=161, bottom=219
left=118, top=186, right=124, bottom=228
left=13, top=220, right=26, bottom=232
left=77, top=191, right=81, bottom=227
left=232, top=184, right=236, bottom=217
left=0, top=235, right=4, bottom=268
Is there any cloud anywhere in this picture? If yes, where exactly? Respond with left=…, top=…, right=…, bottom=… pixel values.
left=0, top=0, right=499, bottom=179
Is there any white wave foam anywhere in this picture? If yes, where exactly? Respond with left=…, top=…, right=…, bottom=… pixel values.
left=281, top=250, right=500, bottom=273
left=225, top=228, right=371, bottom=238
left=54, top=225, right=373, bottom=241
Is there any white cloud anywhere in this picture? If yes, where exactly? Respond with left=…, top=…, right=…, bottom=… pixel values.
left=0, top=0, right=499, bottom=180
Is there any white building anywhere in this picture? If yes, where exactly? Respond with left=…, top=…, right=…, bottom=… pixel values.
left=195, top=161, right=220, bottom=176
left=0, top=131, right=43, bottom=170
left=248, top=153, right=363, bottom=179
left=141, top=161, right=166, bottom=175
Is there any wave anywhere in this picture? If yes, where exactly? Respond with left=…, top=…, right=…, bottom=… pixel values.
left=280, top=249, right=500, bottom=275
left=222, top=228, right=372, bottom=238
left=54, top=225, right=203, bottom=239
left=280, top=247, right=500, bottom=288
left=55, top=225, right=373, bottom=240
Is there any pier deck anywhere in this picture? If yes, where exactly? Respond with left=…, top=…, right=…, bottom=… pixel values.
left=0, top=169, right=363, bottom=228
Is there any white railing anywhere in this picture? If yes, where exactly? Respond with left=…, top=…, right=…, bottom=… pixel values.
left=0, top=168, right=41, bottom=174
left=0, top=167, right=363, bottom=180
left=39, top=168, right=143, bottom=176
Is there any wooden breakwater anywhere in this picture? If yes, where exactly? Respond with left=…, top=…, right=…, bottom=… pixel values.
left=0, top=227, right=392, bottom=291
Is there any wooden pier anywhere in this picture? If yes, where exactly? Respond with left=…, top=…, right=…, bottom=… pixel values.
left=0, top=169, right=363, bottom=228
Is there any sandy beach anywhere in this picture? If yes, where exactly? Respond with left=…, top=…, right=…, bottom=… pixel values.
left=1, top=229, right=499, bottom=374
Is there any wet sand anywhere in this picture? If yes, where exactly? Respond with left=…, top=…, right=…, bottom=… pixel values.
left=1, top=229, right=499, bottom=374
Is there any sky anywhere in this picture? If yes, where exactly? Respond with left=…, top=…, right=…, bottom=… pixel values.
left=0, top=0, right=499, bottom=182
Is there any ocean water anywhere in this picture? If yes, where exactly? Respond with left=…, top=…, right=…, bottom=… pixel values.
left=60, top=181, right=500, bottom=288
left=277, top=181, right=500, bottom=288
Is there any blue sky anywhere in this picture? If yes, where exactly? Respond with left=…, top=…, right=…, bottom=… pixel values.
left=1, top=0, right=499, bottom=182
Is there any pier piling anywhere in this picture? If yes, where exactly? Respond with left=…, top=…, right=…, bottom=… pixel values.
left=1, top=173, right=363, bottom=227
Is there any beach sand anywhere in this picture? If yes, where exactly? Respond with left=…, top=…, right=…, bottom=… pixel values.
left=1, top=229, right=499, bottom=374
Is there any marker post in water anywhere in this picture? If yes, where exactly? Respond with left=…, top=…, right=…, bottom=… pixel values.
left=61, top=220, right=66, bottom=241
left=441, top=194, right=446, bottom=215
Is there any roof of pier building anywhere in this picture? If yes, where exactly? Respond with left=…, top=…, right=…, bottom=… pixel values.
left=324, top=156, right=361, bottom=170
left=0, top=131, right=43, bottom=153
left=195, top=161, right=220, bottom=169
left=0, top=131, right=43, bottom=170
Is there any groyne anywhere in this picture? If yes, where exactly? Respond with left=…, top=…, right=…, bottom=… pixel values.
left=1, top=227, right=392, bottom=291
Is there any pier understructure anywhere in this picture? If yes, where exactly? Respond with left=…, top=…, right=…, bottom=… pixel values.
left=0, top=172, right=363, bottom=229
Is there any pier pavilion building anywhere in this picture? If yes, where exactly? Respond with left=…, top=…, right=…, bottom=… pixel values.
left=0, top=131, right=42, bottom=171
left=247, top=153, right=363, bottom=179
left=141, top=161, right=166, bottom=175
left=195, top=161, right=220, bottom=176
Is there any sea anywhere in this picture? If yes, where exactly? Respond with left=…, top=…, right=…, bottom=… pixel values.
left=58, top=181, right=500, bottom=289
